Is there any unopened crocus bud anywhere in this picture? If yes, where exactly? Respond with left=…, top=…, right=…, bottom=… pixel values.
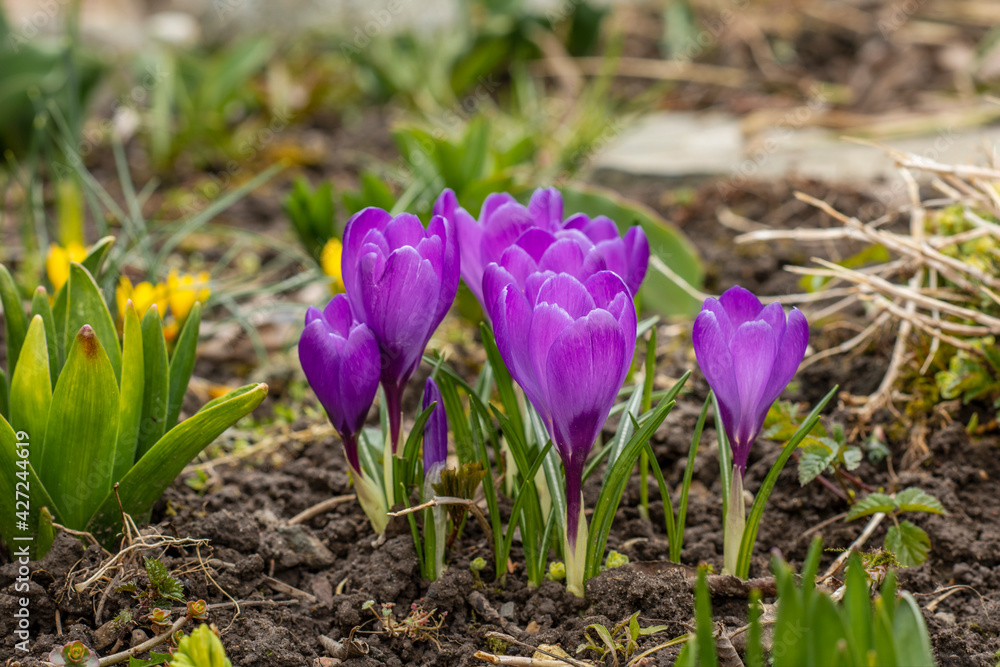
left=422, top=377, right=448, bottom=480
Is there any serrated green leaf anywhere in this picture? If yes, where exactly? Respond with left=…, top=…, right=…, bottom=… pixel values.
left=114, top=303, right=144, bottom=483
left=137, top=307, right=169, bottom=459
left=87, top=383, right=267, bottom=547
left=798, top=443, right=835, bottom=486
left=39, top=326, right=120, bottom=529
left=145, top=556, right=184, bottom=601
left=842, top=446, right=862, bottom=471
left=0, top=263, right=28, bottom=378
left=10, top=316, right=52, bottom=469
left=65, top=263, right=122, bottom=382
left=847, top=492, right=895, bottom=520
left=886, top=521, right=931, bottom=567
left=895, top=488, right=945, bottom=516
left=166, top=302, right=201, bottom=432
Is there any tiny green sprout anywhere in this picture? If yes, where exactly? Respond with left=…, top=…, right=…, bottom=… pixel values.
left=547, top=561, right=566, bottom=582
left=48, top=641, right=98, bottom=667
left=148, top=607, right=173, bottom=634
left=187, top=599, right=209, bottom=621
left=168, top=623, right=232, bottom=667
left=113, top=608, right=134, bottom=628
left=604, top=550, right=629, bottom=570
left=470, top=557, right=487, bottom=573
left=486, top=636, right=510, bottom=655
left=361, top=600, right=376, bottom=611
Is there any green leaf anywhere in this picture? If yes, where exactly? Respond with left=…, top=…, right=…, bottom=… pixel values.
left=558, top=185, right=704, bottom=317
left=127, top=651, right=171, bottom=667
left=480, top=322, right=525, bottom=447
left=166, top=302, right=201, bottom=432
left=36, top=506, right=56, bottom=559
left=0, top=413, right=60, bottom=557
left=145, top=556, right=184, bottom=602
left=585, top=623, right=617, bottom=659
left=842, top=552, right=873, bottom=664
left=893, top=592, right=935, bottom=666
left=846, top=493, right=895, bottom=520
left=806, top=591, right=847, bottom=665
left=798, top=442, right=835, bottom=486
left=885, top=521, right=931, bottom=567
left=114, top=304, right=144, bottom=483
left=694, top=567, right=718, bottom=667
left=29, top=287, right=59, bottom=388
left=81, top=236, right=116, bottom=277
left=895, top=488, right=945, bottom=516
left=137, top=307, right=169, bottom=459
left=746, top=591, right=764, bottom=667
left=87, top=383, right=267, bottom=547
left=0, top=367, right=7, bottom=422
left=0, top=263, right=28, bottom=377
left=65, top=263, right=122, bottom=382
left=10, top=316, right=52, bottom=469
left=842, top=446, right=862, bottom=471
left=772, top=555, right=805, bottom=667
left=603, top=383, right=643, bottom=481
left=39, top=326, right=120, bottom=529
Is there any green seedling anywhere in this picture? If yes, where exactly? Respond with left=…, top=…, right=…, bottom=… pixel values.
left=168, top=624, right=232, bottom=667
left=578, top=611, right=668, bottom=665
left=847, top=487, right=945, bottom=567
left=47, top=641, right=99, bottom=667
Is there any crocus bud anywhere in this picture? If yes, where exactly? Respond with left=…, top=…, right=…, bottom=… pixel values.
left=422, top=377, right=448, bottom=480
left=298, top=294, right=380, bottom=474
left=341, top=208, right=459, bottom=448
left=692, top=285, right=809, bottom=476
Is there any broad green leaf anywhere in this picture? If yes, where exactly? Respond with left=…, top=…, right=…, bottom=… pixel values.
left=772, top=555, right=806, bottom=667
left=842, top=552, right=873, bottom=664
left=114, top=304, right=144, bottom=483
left=51, top=282, right=68, bottom=370
left=87, top=383, right=267, bottom=547
left=127, top=652, right=170, bottom=667
left=0, top=413, right=60, bottom=558
left=36, top=506, right=56, bottom=559
left=29, top=287, right=58, bottom=387
left=895, top=488, right=945, bottom=515
left=586, top=623, right=617, bottom=658
left=893, top=592, right=935, bottom=666
left=798, top=442, right=835, bottom=486
left=886, top=521, right=931, bottom=567
left=846, top=492, right=895, bottom=521
left=873, top=595, right=898, bottom=665
left=137, top=307, right=169, bottom=459
left=0, top=367, right=7, bottom=420
left=558, top=186, right=704, bottom=317
left=0, top=263, right=28, bottom=377
left=81, top=236, right=116, bottom=277
left=746, top=591, right=764, bottom=667
left=842, top=446, right=863, bottom=471
left=65, top=263, right=122, bottom=382
left=39, top=326, right=120, bottom=529
left=166, top=302, right=202, bottom=432
left=10, top=316, right=52, bottom=469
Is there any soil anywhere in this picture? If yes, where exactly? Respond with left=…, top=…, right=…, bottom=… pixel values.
left=4, top=2, right=1000, bottom=663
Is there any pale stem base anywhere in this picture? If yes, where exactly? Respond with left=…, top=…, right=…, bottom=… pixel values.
left=352, top=469, right=389, bottom=534
left=565, top=503, right=589, bottom=598
left=723, top=467, right=745, bottom=576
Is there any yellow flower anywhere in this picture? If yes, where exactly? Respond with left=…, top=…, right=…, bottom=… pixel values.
left=167, top=270, right=211, bottom=322
left=116, top=276, right=168, bottom=320
left=321, top=238, right=344, bottom=293
left=46, top=242, right=87, bottom=291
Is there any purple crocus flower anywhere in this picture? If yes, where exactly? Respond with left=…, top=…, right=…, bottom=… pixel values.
left=692, top=285, right=809, bottom=476
left=298, top=294, right=380, bottom=474
left=422, top=377, right=448, bottom=478
left=485, top=258, right=637, bottom=596
left=341, top=208, right=459, bottom=449
left=433, top=187, right=650, bottom=310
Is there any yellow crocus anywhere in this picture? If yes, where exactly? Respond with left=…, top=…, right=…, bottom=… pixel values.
left=321, top=238, right=344, bottom=294
left=167, top=270, right=211, bottom=322
left=46, top=242, right=87, bottom=291
left=116, top=276, right=168, bottom=320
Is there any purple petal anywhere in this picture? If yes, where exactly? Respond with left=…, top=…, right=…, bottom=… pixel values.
left=496, top=245, right=539, bottom=293
left=433, top=188, right=460, bottom=221
left=692, top=310, right=740, bottom=443
left=527, top=302, right=575, bottom=410
left=426, top=214, right=459, bottom=327
left=719, top=285, right=764, bottom=329
left=513, top=228, right=558, bottom=263
left=562, top=212, right=589, bottom=231
left=730, top=320, right=778, bottom=459
left=342, top=207, right=392, bottom=313
left=760, top=308, right=808, bottom=411
left=481, top=202, right=533, bottom=268
left=492, top=285, right=543, bottom=413
left=543, top=310, right=628, bottom=469
left=322, top=294, right=353, bottom=336
left=340, top=324, right=382, bottom=436
left=384, top=213, right=426, bottom=249
left=702, top=298, right=734, bottom=343
left=454, top=208, right=486, bottom=305
left=480, top=191, right=518, bottom=222
left=581, top=216, right=620, bottom=243
left=622, top=226, right=650, bottom=295
left=538, top=238, right=587, bottom=276
left=528, top=187, right=563, bottom=229
left=534, top=274, right=596, bottom=319
left=358, top=246, right=439, bottom=387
